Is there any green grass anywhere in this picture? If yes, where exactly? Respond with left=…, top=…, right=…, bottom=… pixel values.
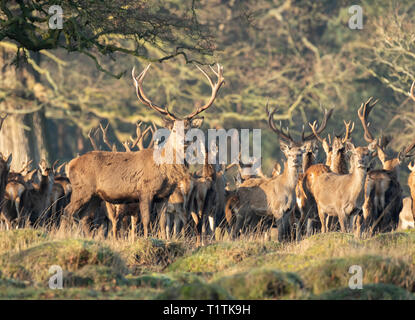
left=1, top=228, right=415, bottom=299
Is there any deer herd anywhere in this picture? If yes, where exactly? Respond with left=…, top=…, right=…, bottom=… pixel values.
left=1, top=64, right=415, bottom=245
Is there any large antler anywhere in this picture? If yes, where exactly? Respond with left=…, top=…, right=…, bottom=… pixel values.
left=266, top=104, right=297, bottom=145
left=185, top=63, right=225, bottom=119
left=301, top=108, right=333, bottom=142
left=132, top=63, right=224, bottom=121
left=132, top=65, right=178, bottom=121
left=358, top=97, right=378, bottom=143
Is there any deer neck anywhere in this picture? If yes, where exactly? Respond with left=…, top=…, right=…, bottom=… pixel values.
left=348, top=163, right=368, bottom=200
left=38, top=173, right=52, bottom=194
left=302, top=153, right=314, bottom=172
left=279, top=160, right=300, bottom=190
left=331, top=151, right=348, bottom=174
left=165, top=121, right=186, bottom=165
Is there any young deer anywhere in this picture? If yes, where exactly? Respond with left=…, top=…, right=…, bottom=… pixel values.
left=65, top=63, right=224, bottom=239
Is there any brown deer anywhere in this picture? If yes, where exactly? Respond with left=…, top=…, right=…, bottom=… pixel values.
left=358, top=97, right=415, bottom=235
left=398, top=196, right=414, bottom=230
left=26, top=160, right=54, bottom=226
left=88, top=121, right=151, bottom=238
left=1, top=159, right=35, bottom=228
left=225, top=105, right=331, bottom=241
left=65, top=63, right=224, bottom=238
left=309, top=99, right=378, bottom=233
left=188, top=148, right=217, bottom=244
left=297, top=119, right=355, bottom=236
left=290, top=109, right=334, bottom=239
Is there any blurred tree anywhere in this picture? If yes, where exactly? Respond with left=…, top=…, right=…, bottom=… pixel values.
left=0, top=0, right=216, bottom=168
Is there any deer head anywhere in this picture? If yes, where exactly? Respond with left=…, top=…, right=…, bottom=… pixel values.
left=267, top=105, right=333, bottom=172
left=132, top=63, right=224, bottom=157
left=358, top=96, right=415, bottom=172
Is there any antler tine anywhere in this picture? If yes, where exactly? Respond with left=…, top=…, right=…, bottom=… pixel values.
left=185, top=63, right=225, bottom=120
left=88, top=128, right=99, bottom=151
left=99, top=122, right=114, bottom=151
left=132, top=65, right=178, bottom=121
left=18, top=159, right=33, bottom=174
left=302, top=108, right=334, bottom=142
left=52, top=160, right=59, bottom=172
left=403, top=139, right=415, bottom=158
left=309, top=120, right=326, bottom=144
left=123, top=141, right=131, bottom=152
left=130, top=124, right=151, bottom=151
left=342, top=120, right=355, bottom=143
left=409, top=80, right=415, bottom=102
left=56, top=162, right=67, bottom=174
left=267, top=106, right=296, bottom=145
left=358, top=97, right=378, bottom=143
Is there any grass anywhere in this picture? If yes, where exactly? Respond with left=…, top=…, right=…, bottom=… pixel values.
left=1, top=225, right=415, bottom=299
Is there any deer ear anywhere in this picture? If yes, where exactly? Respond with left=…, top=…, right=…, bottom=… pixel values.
left=190, top=117, right=204, bottom=128
left=163, top=118, right=174, bottom=129
left=345, top=141, right=355, bottom=153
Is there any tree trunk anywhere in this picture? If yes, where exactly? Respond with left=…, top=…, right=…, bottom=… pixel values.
left=0, top=47, right=51, bottom=171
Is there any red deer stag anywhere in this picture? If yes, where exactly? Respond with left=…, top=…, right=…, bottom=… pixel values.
left=297, top=119, right=355, bottom=236
left=309, top=99, right=378, bottom=234
left=65, top=63, right=225, bottom=238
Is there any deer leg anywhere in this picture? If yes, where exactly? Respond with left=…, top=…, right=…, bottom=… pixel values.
left=105, top=202, right=117, bottom=239
left=165, top=213, right=172, bottom=240
left=338, top=212, right=348, bottom=233
left=130, top=215, right=137, bottom=240
left=318, top=207, right=327, bottom=233
left=139, top=197, right=152, bottom=238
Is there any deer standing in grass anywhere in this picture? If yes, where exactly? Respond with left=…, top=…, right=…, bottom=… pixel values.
left=65, top=63, right=224, bottom=239
left=309, top=100, right=378, bottom=233
left=298, top=119, right=355, bottom=236
left=2, top=160, right=34, bottom=229
left=225, top=106, right=331, bottom=241
left=293, top=109, right=334, bottom=239
left=358, top=95, right=415, bottom=235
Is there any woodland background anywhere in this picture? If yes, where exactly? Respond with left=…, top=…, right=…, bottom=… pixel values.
left=1, top=0, right=415, bottom=188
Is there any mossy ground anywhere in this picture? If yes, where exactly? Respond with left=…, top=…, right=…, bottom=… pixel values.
left=1, top=228, right=415, bottom=299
